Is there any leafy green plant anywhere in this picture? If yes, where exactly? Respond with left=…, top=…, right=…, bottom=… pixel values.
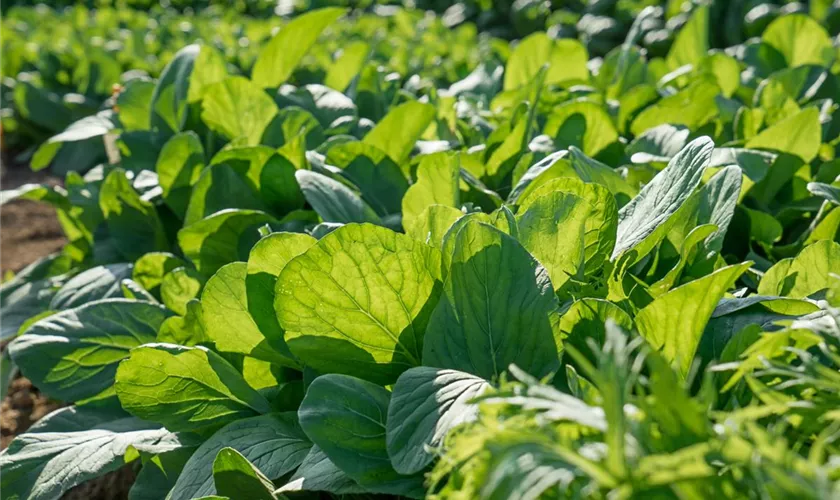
left=2, top=2, right=840, bottom=499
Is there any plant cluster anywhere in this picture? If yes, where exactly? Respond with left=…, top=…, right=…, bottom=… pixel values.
left=1, top=1, right=840, bottom=499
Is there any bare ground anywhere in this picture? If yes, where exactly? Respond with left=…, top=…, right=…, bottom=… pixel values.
left=1, top=160, right=137, bottom=499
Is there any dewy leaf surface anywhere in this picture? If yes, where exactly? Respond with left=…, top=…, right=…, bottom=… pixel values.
left=169, top=413, right=311, bottom=500
left=276, top=224, right=442, bottom=384
left=115, top=343, right=271, bottom=432
left=298, top=374, right=425, bottom=497
left=9, top=299, right=169, bottom=402
left=386, top=367, right=490, bottom=474
left=612, top=136, right=714, bottom=262
left=423, top=221, right=562, bottom=380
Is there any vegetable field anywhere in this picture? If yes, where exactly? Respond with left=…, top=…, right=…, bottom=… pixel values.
left=1, top=0, right=840, bottom=498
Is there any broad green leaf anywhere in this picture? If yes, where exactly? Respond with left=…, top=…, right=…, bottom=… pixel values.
left=612, top=137, right=713, bottom=262
left=50, top=263, right=133, bottom=310
left=324, top=41, right=369, bottom=92
left=630, top=82, right=720, bottom=136
left=0, top=412, right=179, bottom=500
left=213, top=448, right=276, bottom=500
left=262, top=106, right=325, bottom=149
left=484, top=117, right=529, bottom=186
left=520, top=177, right=618, bottom=276
left=439, top=209, right=517, bottom=273
left=636, top=263, right=751, bottom=378
left=626, top=124, right=690, bottom=163
left=423, top=221, right=562, bottom=380
left=184, top=151, right=277, bottom=225
left=668, top=164, right=742, bottom=254
left=47, top=112, right=114, bottom=144
left=158, top=299, right=209, bottom=346
left=187, top=44, right=228, bottom=104
left=201, top=76, right=278, bottom=145
left=251, top=8, right=347, bottom=89
left=504, top=34, right=588, bottom=90
left=386, top=367, right=490, bottom=474
left=698, top=296, right=820, bottom=363
left=202, top=262, right=297, bottom=367
left=169, top=413, right=311, bottom=500
left=277, top=445, right=364, bottom=494
left=133, top=252, right=185, bottom=296
left=406, top=205, right=465, bottom=249
left=299, top=374, right=425, bottom=496
left=156, top=131, right=205, bottom=218
left=276, top=224, right=442, bottom=384
left=114, top=130, right=168, bottom=173
left=567, top=147, right=637, bottom=203
left=516, top=191, right=589, bottom=291
left=326, top=141, right=409, bottom=216
left=745, top=107, right=822, bottom=162
left=761, top=14, right=835, bottom=68
left=698, top=52, right=740, bottom=98
left=9, top=299, right=168, bottom=401
left=650, top=224, right=718, bottom=296
left=121, top=279, right=157, bottom=303
left=666, top=5, right=709, bottom=70
left=178, top=209, right=277, bottom=276
left=758, top=240, right=840, bottom=298
left=808, top=182, right=840, bottom=206
left=129, top=446, right=196, bottom=500
left=161, top=266, right=204, bottom=315
left=116, top=80, right=155, bottom=131
left=558, top=298, right=634, bottom=365
left=544, top=101, right=618, bottom=157
left=295, top=170, right=381, bottom=224
left=115, top=343, right=271, bottom=432
left=402, top=152, right=460, bottom=233
left=363, top=101, right=436, bottom=164
left=0, top=275, right=65, bottom=342
left=244, top=233, right=316, bottom=363
left=100, top=169, right=168, bottom=260
left=149, top=44, right=199, bottom=133
left=743, top=206, right=783, bottom=245
left=507, top=151, right=573, bottom=204
left=274, top=84, right=357, bottom=130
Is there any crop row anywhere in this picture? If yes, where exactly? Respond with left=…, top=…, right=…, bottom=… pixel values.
left=1, top=2, right=840, bottom=499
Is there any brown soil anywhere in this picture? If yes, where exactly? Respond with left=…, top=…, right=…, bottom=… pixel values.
left=0, top=161, right=138, bottom=498
left=0, top=164, right=66, bottom=274
left=0, top=376, right=64, bottom=449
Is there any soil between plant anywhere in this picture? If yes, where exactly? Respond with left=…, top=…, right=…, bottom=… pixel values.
left=1, top=160, right=137, bottom=499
